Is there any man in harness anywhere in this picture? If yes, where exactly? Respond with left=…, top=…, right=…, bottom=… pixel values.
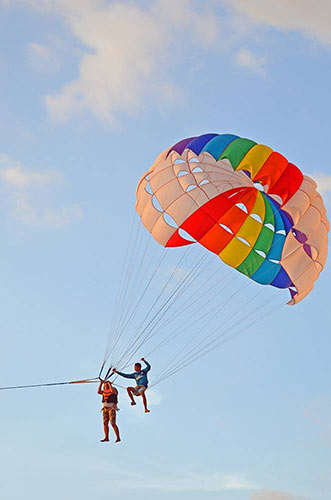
left=97, top=380, right=121, bottom=443
left=113, top=358, right=151, bottom=413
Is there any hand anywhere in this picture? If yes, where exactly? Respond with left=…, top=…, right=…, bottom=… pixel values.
left=112, top=368, right=118, bottom=373
left=141, top=357, right=145, bottom=362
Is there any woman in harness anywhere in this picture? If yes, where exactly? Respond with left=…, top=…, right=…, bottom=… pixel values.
left=113, top=358, right=151, bottom=413
left=97, top=380, right=121, bottom=443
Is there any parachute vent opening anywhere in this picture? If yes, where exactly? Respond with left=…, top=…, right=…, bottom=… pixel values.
left=255, top=249, right=266, bottom=258
left=250, top=213, right=262, bottom=223
left=145, top=182, right=153, bottom=195
left=264, top=223, right=275, bottom=232
left=177, top=170, right=189, bottom=178
left=174, top=159, right=186, bottom=165
left=276, top=229, right=286, bottom=235
left=236, top=236, right=251, bottom=247
left=289, top=287, right=298, bottom=298
left=219, top=223, right=233, bottom=234
left=292, top=228, right=307, bottom=243
left=191, top=166, right=203, bottom=173
left=235, top=203, right=248, bottom=213
left=269, top=259, right=280, bottom=264
left=186, top=185, right=197, bottom=192
left=163, top=212, right=178, bottom=228
left=145, top=174, right=150, bottom=181
left=178, top=228, right=196, bottom=242
left=199, top=179, right=209, bottom=186
left=188, top=157, right=199, bottom=163
left=303, top=243, right=312, bottom=258
left=254, top=182, right=264, bottom=192
left=152, top=195, right=163, bottom=212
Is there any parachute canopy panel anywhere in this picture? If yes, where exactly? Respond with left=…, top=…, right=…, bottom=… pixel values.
left=136, top=133, right=329, bottom=305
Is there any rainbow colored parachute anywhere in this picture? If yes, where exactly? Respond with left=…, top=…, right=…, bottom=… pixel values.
left=136, top=133, right=329, bottom=305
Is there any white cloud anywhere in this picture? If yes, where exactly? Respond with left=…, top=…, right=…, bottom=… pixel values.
left=310, top=174, right=331, bottom=196
left=27, top=0, right=218, bottom=123
left=25, top=41, right=61, bottom=72
left=251, top=488, right=310, bottom=500
left=0, top=154, right=82, bottom=228
left=227, top=0, right=331, bottom=46
left=3, top=0, right=331, bottom=124
left=236, top=47, right=266, bottom=75
left=2, top=0, right=220, bottom=123
left=0, top=158, right=63, bottom=188
left=27, top=41, right=50, bottom=61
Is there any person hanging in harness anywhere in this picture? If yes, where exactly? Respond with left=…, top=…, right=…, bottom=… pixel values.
left=112, top=358, right=151, bottom=413
left=98, top=380, right=121, bottom=443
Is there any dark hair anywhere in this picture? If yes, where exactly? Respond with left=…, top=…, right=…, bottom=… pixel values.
left=135, top=363, right=142, bottom=370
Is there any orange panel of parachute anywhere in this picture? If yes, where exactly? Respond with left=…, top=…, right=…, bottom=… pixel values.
left=136, top=134, right=329, bottom=305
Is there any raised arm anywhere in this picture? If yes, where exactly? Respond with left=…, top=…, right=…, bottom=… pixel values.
left=97, top=381, right=104, bottom=395
left=141, top=358, right=151, bottom=372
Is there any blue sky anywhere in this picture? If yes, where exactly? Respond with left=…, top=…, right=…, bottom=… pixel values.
left=0, top=1, right=330, bottom=500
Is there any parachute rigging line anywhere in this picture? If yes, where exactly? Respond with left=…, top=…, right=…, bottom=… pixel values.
left=0, top=377, right=99, bottom=391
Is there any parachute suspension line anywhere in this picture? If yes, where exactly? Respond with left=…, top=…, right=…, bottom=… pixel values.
left=150, top=245, right=296, bottom=387
left=151, top=298, right=286, bottom=387
left=151, top=289, right=285, bottom=386
left=149, top=266, right=235, bottom=337
left=166, top=283, right=268, bottom=373
left=107, top=220, right=152, bottom=361
left=113, top=226, right=154, bottom=340
left=108, top=248, right=167, bottom=365
left=98, top=363, right=106, bottom=380
left=115, top=252, right=215, bottom=371
left=149, top=276, right=260, bottom=383
left=113, top=247, right=207, bottom=369
left=105, top=213, right=142, bottom=361
left=143, top=271, right=245, bottom=361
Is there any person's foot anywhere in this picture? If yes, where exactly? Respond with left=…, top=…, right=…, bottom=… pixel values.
left=115, top=438, right=121, bottom=443
left=100, top=438, right=109, bottom=442
left=130, top=401, right=136, bottom=406
left=145, top=409, right=150, bottom=413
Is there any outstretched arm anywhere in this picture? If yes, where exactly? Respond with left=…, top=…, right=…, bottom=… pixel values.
left=112, top=368, right=135, bottom=379
left=141, top=358, right=151, bottom=372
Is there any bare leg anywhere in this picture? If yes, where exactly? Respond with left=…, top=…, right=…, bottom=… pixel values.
left=127, top=387, right=136, bottom=406
left=141, top=391, right=150, bottom=413
left=111, top=423, right=121, bottom=442
left=101, top=414, right=110, bottom=442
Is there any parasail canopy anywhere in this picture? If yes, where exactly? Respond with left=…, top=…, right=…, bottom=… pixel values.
left=136, top=133, right=329, bottom=305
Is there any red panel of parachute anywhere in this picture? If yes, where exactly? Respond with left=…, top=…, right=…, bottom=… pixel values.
left=167, top=187, right=258, bottom=255
left=269, top=163, right=303, bottom=204
left=252, top=151, right=288, bottom=188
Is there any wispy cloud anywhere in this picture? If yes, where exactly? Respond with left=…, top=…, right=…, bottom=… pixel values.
left=310, top=173, right=331, bottom=197
left=0, top=154, right=82, bottom=228
left=3, top=0, right=331, bottom=125
left=227, top=0, right=331, bottom=46
left=236, top=47, right=266, bottom=75
left=25, top=41, right=60, bottom=72
left=1, top=0, right=221, bottom=124
left=16, top=0, right=218, bottom=124
left=251, top=488, right=310, bottom=500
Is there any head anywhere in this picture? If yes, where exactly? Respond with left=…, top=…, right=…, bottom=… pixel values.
left=134, top=363, right=142, bottom=372
left=104, top=381, right=112, bottom=391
